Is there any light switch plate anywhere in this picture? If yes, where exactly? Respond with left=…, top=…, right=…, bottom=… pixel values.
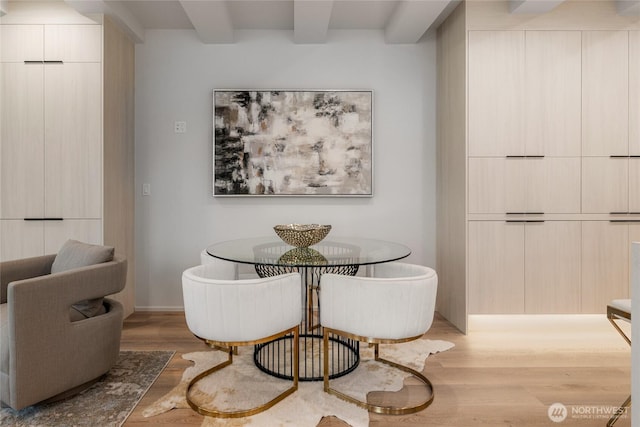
left=174, top=121, right=186, bottom=133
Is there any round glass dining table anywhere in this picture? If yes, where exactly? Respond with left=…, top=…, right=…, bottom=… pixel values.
left=206, top=237, right=411, bottom=381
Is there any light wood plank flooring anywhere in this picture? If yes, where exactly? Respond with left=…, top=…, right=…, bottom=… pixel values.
left=122, top=312, right=631, bottom=426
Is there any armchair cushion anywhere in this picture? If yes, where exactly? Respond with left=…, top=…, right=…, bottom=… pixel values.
left=51, top=240, right=115, bottom=318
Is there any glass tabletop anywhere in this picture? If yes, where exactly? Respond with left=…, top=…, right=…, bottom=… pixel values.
left=206, top=237, right=411, bottom=267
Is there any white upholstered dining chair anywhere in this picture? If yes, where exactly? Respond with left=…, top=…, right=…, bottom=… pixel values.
left=182, top=263, right=301, bottom=418
left=200, top=249, right=238, bottom=279
left=319, top=262, right=438, bottom=415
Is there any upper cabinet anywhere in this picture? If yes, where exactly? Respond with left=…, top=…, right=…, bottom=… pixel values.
left=582, top=31, right=629, bottom=156
left=44, top=25, right=102, bottom=62
left=0, top=24, right=101, bottom=62
left=469, top=30, right=582, bottom=158
left=524, top=31, right=581, bottom=157
left=468, top=31, right=524, bottom=157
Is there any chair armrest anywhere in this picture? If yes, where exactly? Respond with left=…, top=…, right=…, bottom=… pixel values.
left=8, top=257, right=127, bottom=312
left=0, top=254, right=56, bottom=304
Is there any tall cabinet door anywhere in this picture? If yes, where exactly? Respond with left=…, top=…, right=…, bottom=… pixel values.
left=581, top=221, right=629, bottom=313
left=468, top=31, right=525, bottom=157
left=0, top=62, right=44, bottom=219
left=525, top=221, right=581, bottom=313
left=582, top=31, right=629, bottom=156
left=525, top=31, right=581, bottom=157
left=630, top=32, right=640, bottom=213
left=468, top=221, right=525, bottom=313
left=44, top=62, right=102, bottom=219
left=630, top=31, right=639, bottom=156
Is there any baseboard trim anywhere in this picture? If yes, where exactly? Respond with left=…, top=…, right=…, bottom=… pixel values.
left=134, top=306, right=184, bottom=312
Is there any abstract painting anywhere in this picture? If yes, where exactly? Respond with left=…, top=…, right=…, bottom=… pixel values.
left=213, top=90, right=372, bottom=196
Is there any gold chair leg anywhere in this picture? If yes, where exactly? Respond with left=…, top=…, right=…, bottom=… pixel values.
left=323, top=330, right=434, bottom=415
left=607, top=316, right=631, bottom=346
left=606, top=395, right=631, bottom=427
left=186, top=327, right=299, bottom=418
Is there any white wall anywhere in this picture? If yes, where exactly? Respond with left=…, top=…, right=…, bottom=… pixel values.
left=135, top=29, right=437, bottom=310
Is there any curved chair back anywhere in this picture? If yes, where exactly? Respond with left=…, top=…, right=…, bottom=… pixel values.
left=182, top=263, right=301, bottom=343
left=200, top=249, right=238, bottom=280
left=320, top=262, right=437, bottom=341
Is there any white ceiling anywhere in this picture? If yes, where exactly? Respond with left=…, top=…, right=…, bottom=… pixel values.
left=9, top=0, right=640, bottom=44
left=62, top=0, right=461, bottom=44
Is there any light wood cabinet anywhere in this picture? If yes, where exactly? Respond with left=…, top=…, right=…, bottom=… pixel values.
left=582, top=157, right=629, bottom=214
left=44, top=62, right=102, bottom=218
left=469, top=220, right=581, bottom=314
left=631, top=31, right=640, bottom=156
left=0, top=25, right=43, bottom=61
left=468, top=31, right=524, bottom=157
left=0, top=220, right=44, bottom=261
left=0, top=13, right=135, bottom=316
left=524, top=221, right=581, bottom=313
left=581, top=221, right=630, bottom=312
left=438, top=3, right=640, bottom=331
left=525, top=31, right=581, bottom=157
left=630, top=159, right=640, bottom=213
left=0, top=62, right=44, bottom=219
left=1, top=25, right=102, bottom=253
left=468, top=221, right=525, bottom=313
left=582, top=31, right=629, bottom=156
left=468, top=157, right=580, bottom=214
left=44, top=25, right=102, bottom=62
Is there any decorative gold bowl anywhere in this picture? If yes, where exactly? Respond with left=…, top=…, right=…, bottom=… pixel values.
left=273, top=224, right=331, bottom=247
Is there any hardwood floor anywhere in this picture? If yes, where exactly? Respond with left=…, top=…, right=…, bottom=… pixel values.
left=122, top=312, right=631, bottom=426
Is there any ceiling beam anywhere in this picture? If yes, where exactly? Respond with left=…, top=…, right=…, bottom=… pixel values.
left=509, top=0, right=566, bottom=14
left=294, top=0, right=333, bottom=44
left=179, top=0, right=234, bottom=44
left=617, top=0, right=640, bottom=15
left=384, top=0, right=453, bottom=44
left=65, top=0, right=145, bottom=43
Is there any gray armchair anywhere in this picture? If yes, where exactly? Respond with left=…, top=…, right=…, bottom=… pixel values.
left=0, top=252, right=127, bottom=410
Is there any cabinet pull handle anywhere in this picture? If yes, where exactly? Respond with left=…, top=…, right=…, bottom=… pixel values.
left=44, top=60, right=64, bottom=64
left=505, top=220, right=545, bottom=223
left=610, top=155, right=629, bottom=158
left=506, top=212, right=544, bottom=215
left=24, top=217, right=64, bottom=221
left=24, top=60, right=43, bottom=64
left=609, top=220, right=640, bottom=223
left=506, top=220, right=526, bottom=223
left=525, top=220, right=545, bottom=223
left=629, top=212, right=640, bottom=215
left=505, top=155, right=545, bottom=159
left=630, top=156, right=640, bottom=158
left=610, top=211, right=629, bottom=214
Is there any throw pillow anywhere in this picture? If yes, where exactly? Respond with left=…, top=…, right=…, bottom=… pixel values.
left=52, top=240, right=115, bottom=318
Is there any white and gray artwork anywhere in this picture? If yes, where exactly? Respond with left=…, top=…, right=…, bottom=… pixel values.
left=213, top=90, right=372, bottom=196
